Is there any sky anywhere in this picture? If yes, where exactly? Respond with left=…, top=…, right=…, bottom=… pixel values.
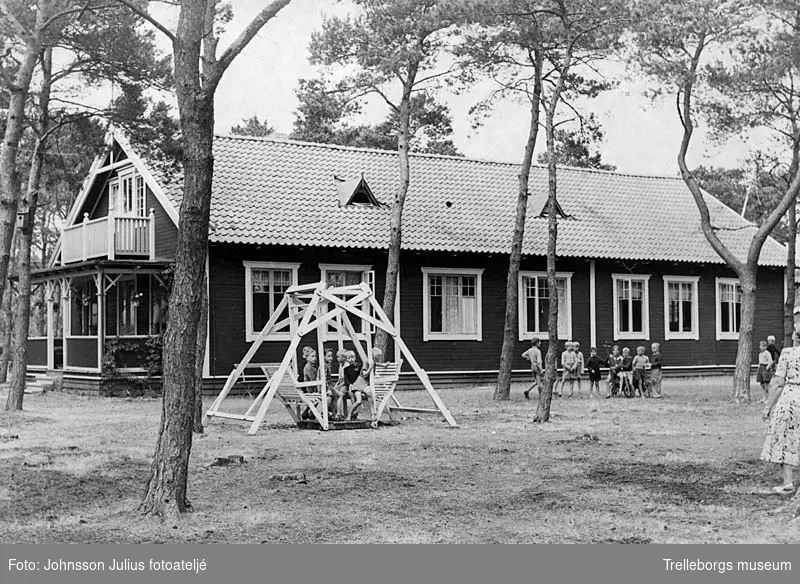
left=161, top=0, right=767, bottom=177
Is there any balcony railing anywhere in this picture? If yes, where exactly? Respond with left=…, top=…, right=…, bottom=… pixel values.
left=61, top=211, right=155, bottom=265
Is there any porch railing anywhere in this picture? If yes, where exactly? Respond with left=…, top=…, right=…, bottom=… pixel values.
left=61, top=210, right=156, bottom=265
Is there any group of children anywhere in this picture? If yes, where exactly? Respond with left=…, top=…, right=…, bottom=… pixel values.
left=522, top=339, right=664, bottom=399
left=756, top=335, right=781, bottom=403
left=300, top=345, right=383, bottom=421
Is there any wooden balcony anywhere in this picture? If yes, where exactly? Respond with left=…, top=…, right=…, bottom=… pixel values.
left=61, top=211, right=155, bottom=265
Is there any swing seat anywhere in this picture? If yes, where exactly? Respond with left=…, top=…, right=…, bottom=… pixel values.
left=260, top=364, right=325, bottom=424
left=371, top=360, right=403, bottom=422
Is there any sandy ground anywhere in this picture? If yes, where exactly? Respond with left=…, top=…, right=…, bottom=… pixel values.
left=0, top=378, right=798, bottom=543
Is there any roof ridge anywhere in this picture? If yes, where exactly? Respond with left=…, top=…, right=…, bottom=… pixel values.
left=213, top=133, right=692, bottom=181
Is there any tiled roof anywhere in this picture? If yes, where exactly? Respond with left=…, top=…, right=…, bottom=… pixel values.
left=154, top=135, right=786, bottom=267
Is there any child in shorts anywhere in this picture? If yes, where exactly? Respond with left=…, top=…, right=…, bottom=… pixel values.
left=632, top=346, right=650, bottom=398
left=301, top=349, right=319, bottom=419
left=650, top=343, right=663, bottom=398
left=605, top=345, right=621, bottom=398
left=574, top=342, right=585, bottom=398
left=333, top=349, right=351, bottom=420
left=586, top=347, right=602, bottom=398
left=757, top=340, right=774, bottom=403
left=348, top=349, right=376, bottom=420
left=323, top=348, right=339, bottom=417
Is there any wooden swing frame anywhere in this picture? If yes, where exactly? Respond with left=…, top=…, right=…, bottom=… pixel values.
left=203, top=282, right=458, bottom=434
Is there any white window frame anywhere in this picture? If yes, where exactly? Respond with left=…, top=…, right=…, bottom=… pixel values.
left=663, top=276, right=700, bottom=341
left=715, top=277, right=741, bottom=341
left=109, top=167, right=146, bottom=217
left=244, top=261, right=300, bottom=342
left=422, top=267, right=484, bottom=342
left=611, top=273, right=651, bottom=340
left=319, top=263, right=373, bottom=340
left=517, top=271, right=573, bottom=341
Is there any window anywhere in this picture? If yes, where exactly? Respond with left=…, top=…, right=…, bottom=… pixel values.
left=319, top=263, right=373, bottom=338
left=422, top=268, right=483, bottom=341
left=109, top=169, right=146, bottom=217
left=244, top=262, right=299, bottom=341
left=716, top=278, right=741, bottom=340
left=70, top=280, right=97, bottom=336
left=518, top=272, right=573, bottom=340
left=663, top=276, right=699, bottom=340
left=612, top=274, right=650, bottom=339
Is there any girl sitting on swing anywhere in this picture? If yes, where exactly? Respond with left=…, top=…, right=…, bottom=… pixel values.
left=347, top=348, right=384, bottom=420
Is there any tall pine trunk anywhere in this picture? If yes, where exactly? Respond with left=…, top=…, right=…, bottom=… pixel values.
left=534, top=105, right=561, bottom=423
left=732, top=273, right=756, bottom=403
left=0, top=11, right=43, bottom=309
left=494, top=53, right=543, bottom=401
left=6, top=47, right=51, bottom=411
left=139, top=5, right=213, bottom=516
left=375, top=64, right=419, bottom=357
left=194, top=279, right=208, bottom=434
left=0, top=251, right=15, bottom=384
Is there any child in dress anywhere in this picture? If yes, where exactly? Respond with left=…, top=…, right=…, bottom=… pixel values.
left=300, top=349, right=318, bottom=420
left=757, top=340, right=774, bottom=403
left=619, top=347, right=634, bottom=397
left=586, top=347, right=602, bottom=398
left=650, top=343, right=663, bottom=398
left=605, top=345, right=621, bottom=398
left=632, top=346, right=650, bottom=398
left=348, top=349, right=376, bottom=420
left=574, top=342, right=585, bottom=398
left=561, top=342, right=579, bottom=398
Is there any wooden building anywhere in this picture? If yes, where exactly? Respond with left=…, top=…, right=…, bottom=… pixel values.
left=27, top=132, right=787, bottom=391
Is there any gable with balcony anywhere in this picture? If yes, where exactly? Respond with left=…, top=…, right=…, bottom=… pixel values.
left=54, top=135, right=179, bottom=266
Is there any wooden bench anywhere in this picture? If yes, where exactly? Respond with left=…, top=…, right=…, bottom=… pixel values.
left=259, top=363, right=326, bottom=425
left=371, top=360, right=403, bottom=423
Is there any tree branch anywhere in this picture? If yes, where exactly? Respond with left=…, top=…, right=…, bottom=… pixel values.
left=113, top=0, right=176, bottom=43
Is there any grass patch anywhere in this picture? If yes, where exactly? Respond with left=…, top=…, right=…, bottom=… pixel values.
left=0, top=377, right=798, bottom=543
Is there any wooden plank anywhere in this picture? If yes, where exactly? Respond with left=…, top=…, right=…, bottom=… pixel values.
left=367, top=294, right=458, bottom=428
left=320, top=290, right=394, bottom=335
left=205, top=411, right=256, bottom=422
left=203, top=294, right=289, bottom=424
left=248, top=294, right=322, bottom=434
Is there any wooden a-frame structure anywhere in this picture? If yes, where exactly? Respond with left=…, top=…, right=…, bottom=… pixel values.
left=203, top=282, right=458, bottom=434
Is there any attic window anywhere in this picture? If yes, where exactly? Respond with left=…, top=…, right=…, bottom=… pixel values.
left=529, top=191, right=569, bottom=218
left=335, top=175, right=380, bottom=207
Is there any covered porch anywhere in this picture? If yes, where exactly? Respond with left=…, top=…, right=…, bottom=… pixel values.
left=30, top=260, right=171, bottom=375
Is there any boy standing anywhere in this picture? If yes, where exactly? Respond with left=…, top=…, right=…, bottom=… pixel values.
left=522, top=338, right=543, bottom=399
left=606, top=345, right=621, bottom=398
left=586, top=347, right=602, bottom=398
left=619, top=347, right=634, bottom=397
left=632, top=346, right=650, bottom=398
left=650, top=343, right=663, bottom=398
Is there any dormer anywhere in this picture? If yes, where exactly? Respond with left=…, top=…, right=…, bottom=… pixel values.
left=335, top=174, right=380, bottom=207
left=529, top=190, right=569, bottom=218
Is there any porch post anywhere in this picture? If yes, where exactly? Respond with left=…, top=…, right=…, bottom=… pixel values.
left=46, top=280, right=55, bottom=370
left=107, top=211, right=115, bottom=260
left=94, top=272, right=104, bottom=373
left=82, top=213, right=89, bottom=261
left=61, top=278, right=70, bottom=369
left=148, top=208, right=155, bottom=260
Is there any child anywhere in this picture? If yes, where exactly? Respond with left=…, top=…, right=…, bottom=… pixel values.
left=650, top=343, right=663, bottom=398
left=605, top=345, right=621, bottom=398
left=561, top=342, right=579, bottom=398
left=574, top=342, right=585, bottom=398
left=632, top=346, right=650, bottom=398
left=333, top=349, right=351, bottom=420
left=300, top=350, right=319, bottom=419
left=522, top=338, right=543, bottom=399
left=586, top=347, right=602, bottom=398
left=323, top=348, right=339, bottom=417
left=348, top=350, right=376, bottom=420
left=757, top=340, right=774, bottom=403
left=619, top=347, right=634, bottom=398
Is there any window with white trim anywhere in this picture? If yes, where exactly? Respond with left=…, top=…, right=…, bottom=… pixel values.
left=422, top=268, right=483, bottom=341
left=108, top=169, right=146, bottom=217
left=244, top=262, right=299, bottom=341
left=612, top=274, right=650, bottom=339
left=319, top=264, right=373, bottom=337
left=518, top=272, right=572, bottom=340
left=663, top=276, right=699, bottom=340
left=716, top=277, right=741, bottom=340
